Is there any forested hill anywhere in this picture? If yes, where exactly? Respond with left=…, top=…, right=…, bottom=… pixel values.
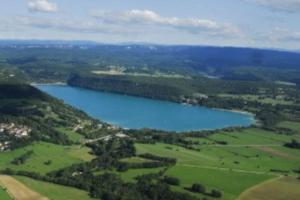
left=1, top=42, right=300, bottom=85
left=0, top=83, right=104, bottom=150
left=0, top=84, right=49, bottom=100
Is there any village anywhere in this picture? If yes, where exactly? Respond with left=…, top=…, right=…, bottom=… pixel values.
left=0, top=123, right=31, bottom=152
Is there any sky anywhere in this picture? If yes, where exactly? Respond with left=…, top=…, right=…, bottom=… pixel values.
left=0, top=0, right=300, bottom=49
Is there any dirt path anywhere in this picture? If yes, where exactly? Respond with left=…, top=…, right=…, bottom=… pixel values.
left=205, top=144, right=282, bottom=147
left=178, top=164, right=277, bottom=176
left=0, top=175, right=48, bottom=200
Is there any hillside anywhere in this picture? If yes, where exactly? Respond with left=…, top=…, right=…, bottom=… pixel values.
left=0, top=43, right=300, bottom=86
left=0, top=83, right=109, bottom=151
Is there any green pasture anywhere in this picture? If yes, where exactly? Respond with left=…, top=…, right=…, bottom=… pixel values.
left=134, top=127, right=300, bottom=200
left=15, top=176, right=94, bottom=200
left=0, top=142, right=94, bottom=174
left=0, top=188, right=11, bottom=200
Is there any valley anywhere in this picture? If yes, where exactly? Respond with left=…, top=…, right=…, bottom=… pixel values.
left=0, top=43, right=300, bottom=200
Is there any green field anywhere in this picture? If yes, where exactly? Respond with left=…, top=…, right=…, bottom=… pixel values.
left=0, top=142, right=95, bottom=174
left=120, top=156, right=155, bottom=164
left=119, top=168, right=165, bottom=182
left=56, top=127, right=86, bottom=143
left=277, top=121, right=300, bottom=133
left=0, top=188, right=11, bottom=200
left=132, top=128, right=300, bottom=200
left=15, top=176, right=94, bottom=200
left=218, top=94, right=295, bottom=105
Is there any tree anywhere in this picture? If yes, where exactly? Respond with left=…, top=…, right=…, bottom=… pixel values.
left=162, top=176, right=180, bottom=186
left=211, top=189, right=222, bottom=198
left=191, top=183, right=206, bottom=193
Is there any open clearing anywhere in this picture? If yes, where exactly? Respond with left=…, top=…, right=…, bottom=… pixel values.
left=238, top=176, right=300, bottom=200
left=218, top=94, right=295, bottom=105
left=15, top=176, right=94, bottom=200
left=0, top=142, right=95, bottom=174
left=0, top=175, right=48, bottom=200
left=91, top=70, right=189, bottom=79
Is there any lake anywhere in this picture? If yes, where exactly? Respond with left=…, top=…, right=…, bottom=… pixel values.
left=36, top=85, right=254, bottom=132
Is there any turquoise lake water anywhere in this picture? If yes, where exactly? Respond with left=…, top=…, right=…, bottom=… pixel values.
left=36, top=85, right=254, bottom=132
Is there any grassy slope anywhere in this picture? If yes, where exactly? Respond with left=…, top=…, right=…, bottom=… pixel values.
left=119, top=168, right=165, bottom=182
left=277, top=121, right=300, bottom=132
left=15, top=176, right=94, bottom=200
left=218, top=94, right=295, bottom=105
left=135, top=143, right=273, bottom=200
left=238, top=176, right=300, bottom=200
left=56, top=127, right=86, bottom=143
left=0, top=188, right=11, bottom=200
left=134, top=128, right=300, bottom=200
left=0, top=142, right=95, bottom=174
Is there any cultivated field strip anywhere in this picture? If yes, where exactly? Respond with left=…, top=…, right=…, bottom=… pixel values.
left=0, top=175, right=48, bottom=200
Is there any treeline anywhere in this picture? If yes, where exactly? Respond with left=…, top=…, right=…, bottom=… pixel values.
left=68, top=74, right=184, bottom=102
left=187, top=183, right=222, bottom=198
left=67, top=73, right=300, bottom=128
left=284, top=140, right=300, bottom=149
left=1, top=168, right=198, bottom=200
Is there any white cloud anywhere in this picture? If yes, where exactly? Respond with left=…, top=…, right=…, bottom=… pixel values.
left=91, top=10, right=241, bottom=37
left=269, top=27, right=300, bottom=41
left=2, top=16, right=134, bottom=35
left=249, top=0, right=300, bottom=13
left=28, top=0, right=58, bottom=13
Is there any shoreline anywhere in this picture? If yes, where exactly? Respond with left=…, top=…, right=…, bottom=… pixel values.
left=35, top=83, right=258, bottom=132
left=34, top=82, right=257, bottom=121
left=30, top=82, right=67, bottom=86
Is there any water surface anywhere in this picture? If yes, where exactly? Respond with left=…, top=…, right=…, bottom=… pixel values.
left=37, top=85, right=254, bottom=132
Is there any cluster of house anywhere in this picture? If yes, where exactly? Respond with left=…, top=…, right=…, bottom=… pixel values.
left=0, top=123, right=32, bottom=138
left=102, top=132, right=129, bottom=141
left=180, top=93, right=209, bottom=105
left=73, top=119, right=119, bottom=133
left=0, top=141, right=10, bottom=152
left=0, top=123, right=32, bottom=151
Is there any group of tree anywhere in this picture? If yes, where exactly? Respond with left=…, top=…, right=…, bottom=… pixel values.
left=284, top=139, right=300, bottom=149
left=188, top=183, right=222, bottom=198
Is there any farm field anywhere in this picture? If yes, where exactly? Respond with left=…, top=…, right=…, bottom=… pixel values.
left=185, top=128, right=295, bottom=145
left=0, top=142, right=94, bottom=174
left=238, top=176, right=300, bottom=200
left=15, top=176, right=94, bottom=200
left=0, top=175, right=48, bottom=200
left=218, top=94, right=295, bottom=105
left=133, top=128, right=300, bottom=200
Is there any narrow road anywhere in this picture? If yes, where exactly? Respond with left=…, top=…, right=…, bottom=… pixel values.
left=84, top=135, right=111, bottom=144
left=178, top=164, right=277, bottom=176
left=204, top=144, right=282, bottom=147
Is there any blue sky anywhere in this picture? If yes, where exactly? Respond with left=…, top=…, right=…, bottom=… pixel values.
left=1, top=0, right=300, bottom=49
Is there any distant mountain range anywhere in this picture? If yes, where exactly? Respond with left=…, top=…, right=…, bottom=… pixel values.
left=0, top=39, right=299, bottom=53
left=1, top=39, right=300, bottom=85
